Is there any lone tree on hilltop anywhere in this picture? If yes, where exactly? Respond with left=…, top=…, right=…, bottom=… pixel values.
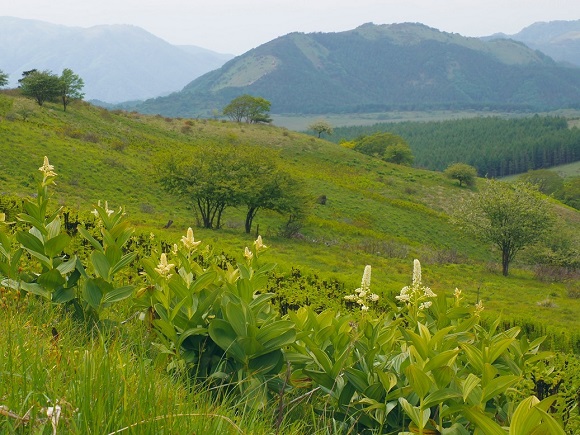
left=451, top=180, right=554, bottom=276
left=60, top=68, right=85, bottom=111
left=308, top=119, right=333, bottom=138
left=223, top=94, right=272, bottom=123
left=445, top=163, right=478, bottom=187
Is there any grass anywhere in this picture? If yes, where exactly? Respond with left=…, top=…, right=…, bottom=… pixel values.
left=0, top=91, right=579, bottom=337
left=0, top=294, right=316, bottom=434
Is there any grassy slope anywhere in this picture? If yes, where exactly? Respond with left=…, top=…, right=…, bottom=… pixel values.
left=1, top=92, right=579, bottom=336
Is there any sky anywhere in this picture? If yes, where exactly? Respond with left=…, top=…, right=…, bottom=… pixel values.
left=2, top=0, right=579, bottom=54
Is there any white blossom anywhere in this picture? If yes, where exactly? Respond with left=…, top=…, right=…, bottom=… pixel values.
left=38, top=156, right=57, bottom=177
left=155, top=253, right=174, bottom=279
left=254, top=235, right=268, bottom=252
left=244, top=246, right=254, bottom=262
left=181, top=227, right=202, bottom=251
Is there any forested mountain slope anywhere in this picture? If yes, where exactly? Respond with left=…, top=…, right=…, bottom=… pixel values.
left=136, top=22, right=580, bottom=117
left=331, top=116, right=580, bottom=177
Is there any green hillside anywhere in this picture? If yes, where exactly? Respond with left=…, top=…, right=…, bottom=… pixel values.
left=1, top=92, right=579, bottom=339
left=136, top=22, right=580, bottom=117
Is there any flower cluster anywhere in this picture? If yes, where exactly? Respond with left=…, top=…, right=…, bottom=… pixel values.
left=155, top=253, right=175, bottom=279
left=344, top=265, right=379, bottom=311
left=395, top=259, right=436, bottom=311
left=91, top=200, right=115, bottom=217
left=474, top=299, right=484, bottom=317
left=39, top=156, right=57, bottom=178
left=181, top=227, right=202, bottom=251
left=243, top=235, right=268, bottom=264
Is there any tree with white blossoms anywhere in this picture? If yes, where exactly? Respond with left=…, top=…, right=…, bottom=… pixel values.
left=344, top=265, right=379, bottom=311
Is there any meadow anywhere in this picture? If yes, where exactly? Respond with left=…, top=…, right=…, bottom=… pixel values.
left=1, top=92, right=579, bottom=433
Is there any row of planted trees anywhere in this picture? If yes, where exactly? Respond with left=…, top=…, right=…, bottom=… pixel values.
left=0, top=158, right=578, bottom=433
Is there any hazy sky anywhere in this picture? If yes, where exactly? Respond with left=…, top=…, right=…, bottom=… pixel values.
left=2, top=0, right=579, bottom=54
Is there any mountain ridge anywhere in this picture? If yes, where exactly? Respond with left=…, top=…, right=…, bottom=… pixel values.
left=136, top=22, right=580, bottom=117
left=0, top=16, right=233, bottom=103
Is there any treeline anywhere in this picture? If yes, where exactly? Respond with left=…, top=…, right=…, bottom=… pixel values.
left=331, top=116, right=580, bottom=177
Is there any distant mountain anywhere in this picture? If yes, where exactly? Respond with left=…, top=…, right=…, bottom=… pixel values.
left=135, top=22, right=580, bottom=117
left=0, top=17, right=233, bottom=103
left=486, top=20, right=580, bottom=67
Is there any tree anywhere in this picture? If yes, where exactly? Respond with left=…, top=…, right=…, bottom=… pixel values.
left=159, top=143, right=305, bottom=231
left=223, top=94, right=271, bottom=123
left=241, top=168, right=307, bottom=234
left=19, top=69, right=61, bottom=106
left=451, top=180, right=554, bottom=276
left=60, top=68, right=85, bottom=111
left=383, top=143, right=414, bottom=166
left=518, top=169, right=564, bottom=195
left=353, top=132, right=414, bottom=166
left=0, top=70, right=8, bottom=88
left=309, top=119, right=333, bottom=138
left=445, top=163, right=478, bottom=187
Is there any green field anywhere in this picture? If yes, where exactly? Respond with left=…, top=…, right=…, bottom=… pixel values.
left=1, top=92, right=579, bottom=433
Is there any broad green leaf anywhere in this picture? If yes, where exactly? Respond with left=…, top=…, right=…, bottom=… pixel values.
left=462, top=373, right=481, bottom=402
left=482, top=362, right=499, bottom=385
left=236, top=278, right=253, bottom=302
left=16, top=231, right=44, bottom=254
left=176, top=327, right=207, bottom=348
left=344, top=368, right=369, bottom=393
left=208, top=319, right=245, bottom=362
left=46, top=217, right=61, bottom=240
left=531, top=408, right=566, bottom=435
left=423, top=388, right=462, bottom=408
left=486, top=337, right=515, bottom=364
left=310, top=347, right=333, bottom=374
left=17, top=213, right=45, bottom=231
left=248, top=349, right=283, bottom=374
left=37, top=268, right=65, bottom=290
left=424, top=349, right=460, bottom=372
left=44, top=233, right=70, bottom=258
left=191, top=270, right=218, bottom=292
left=441, top=423, right=471, bottom=434
left=83, top=279, right=104, bottom=310
left=78, top=226, right=104, bottom=253
left=432, top=366, right=454, bottom=389
left=101, top=285, right=134, bottom=304
left=377, top=371, right=398, bottom=393
left=405, top=363, right=432, bottom=399
left=303, top=369, right=336, bottom=391
left=460, top=343, right=484, bottom=373
left=52, top=287, right=75, bottom=303
left=237, top=336, right=262, bottom=357
left=403, top=329, right=429, bottom=360
left=104, top=245, right=122, bottom=270
left=461, top=406, right=506, bottom=435
left=399, top=397, right=429, bottom=429
left=19, top=281, right=51, bottom=299
left=256, top=320, right=296, bottom=351
left=509, top=396, right=541, bottom=435
left=225, top=300, right=250, bottom=337
left=417, top=322, right=432, bottom=344
left=57, top=255, right=77, bottom=275
left=90, top=251, right=110, bottom=280
left=482, top=375, right=520, bottom=403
